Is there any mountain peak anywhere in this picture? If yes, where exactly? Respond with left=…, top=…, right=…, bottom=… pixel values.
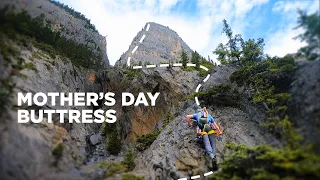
left=116, top=22, right=192, bottom=67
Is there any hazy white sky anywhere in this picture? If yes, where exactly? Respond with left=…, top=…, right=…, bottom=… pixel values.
left=60, top=0, right=318, bottom=65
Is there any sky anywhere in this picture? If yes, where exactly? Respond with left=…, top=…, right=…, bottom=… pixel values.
left=59, top=0, right=319, bottom=65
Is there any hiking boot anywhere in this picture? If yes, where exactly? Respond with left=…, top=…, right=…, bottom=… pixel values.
left=211, top=156, right=218, bottom=171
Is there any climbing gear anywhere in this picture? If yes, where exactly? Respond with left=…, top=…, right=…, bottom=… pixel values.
left=199, top=117, right=208, bottom=124
left=217, top=135, right=222, bottom=142
left=200, top=123, right=216, bottom=135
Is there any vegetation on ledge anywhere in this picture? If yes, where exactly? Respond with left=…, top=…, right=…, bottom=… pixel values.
left=0, top=6, right=104, bottom=69
left=183, top=84, right=242, bottom=107
left=136, top=130, right=161, bottom=152
left=210, top=143, right=320, bottom=180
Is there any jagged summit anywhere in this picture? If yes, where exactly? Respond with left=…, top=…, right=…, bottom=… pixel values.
left=116, top=22, right=192, bottom=67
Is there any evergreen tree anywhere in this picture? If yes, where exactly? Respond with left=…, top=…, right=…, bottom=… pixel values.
left=181, top=49, right=188, bottom=68
left=106, top=129, right=122, bottom=155
left=191, top=50, right=200, bottom=67
left=213, top=19, right=264, bottom=66
left=295, top=10, right=320, bottom=60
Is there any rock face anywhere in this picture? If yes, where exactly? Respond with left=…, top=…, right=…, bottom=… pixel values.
left=289, top=59, right=320, bottom=150
left=103, top=67, right=201, bottom=142
left=0, top=45, right=102, bottom=179
left=0, top=0, right=109, bottom=66
left=134, top=65, right=282, bottom=179
left=116, top=22, right=192, bottom=67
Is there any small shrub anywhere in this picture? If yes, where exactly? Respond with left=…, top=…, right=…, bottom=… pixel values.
left=123, top=69, right=141, bottom=79
left=23, top=62, right=37, bottom=72
left=136, top=131, right=161, bottom=151
left=122, top=149, right=135, bottom=170
left=52, top=143, right=64, bottom=158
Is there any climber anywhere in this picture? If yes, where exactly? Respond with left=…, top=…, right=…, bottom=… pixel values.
left=185, top=107, right=222, bottom=170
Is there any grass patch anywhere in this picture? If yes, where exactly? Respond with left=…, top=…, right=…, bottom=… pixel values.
left=122, top=173, right=144, bottom=180
left=22, top=62, right=37, bottom=72
left=99, top=162, right=126, bottom=177
left=182, top=60, right=215, bottom=77
left=0, top=39, right=20, bottom=62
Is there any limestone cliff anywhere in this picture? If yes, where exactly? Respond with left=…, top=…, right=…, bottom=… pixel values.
left=116, top=22, right=192, bottom=67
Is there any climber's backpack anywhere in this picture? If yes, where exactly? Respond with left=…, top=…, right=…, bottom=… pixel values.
left=199, top=117, right=208, bottom=125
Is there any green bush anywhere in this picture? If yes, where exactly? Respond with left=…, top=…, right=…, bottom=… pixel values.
left=210, top=143, right=320, bottom=180
left=122, top=173, right=144, bottom=180
left=122, top=149, right=135, bottom=170
left=136, top=131, right=161, bottom=151
left=52, top=143, right=64, bottom=158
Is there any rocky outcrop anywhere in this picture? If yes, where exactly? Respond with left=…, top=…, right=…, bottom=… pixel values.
left=116, top=22, right=192, bottom=67
left=102, top=67, right=201, bottom=142
left=0, top=0, right=109, bottom=66
left=134, top=65, right=282, bottom=179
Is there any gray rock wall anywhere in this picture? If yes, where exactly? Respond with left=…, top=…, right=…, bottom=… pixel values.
left=0, top=45, right=102, bottom=179
left=289, top=59, right=320, bottom=150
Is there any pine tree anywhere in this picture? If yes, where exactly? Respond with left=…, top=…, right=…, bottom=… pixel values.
left=295, top=10, right=320, bottom=60
left=191, top=51, right=200, bottom=67
left=181, top=49, right=188, bottom=68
